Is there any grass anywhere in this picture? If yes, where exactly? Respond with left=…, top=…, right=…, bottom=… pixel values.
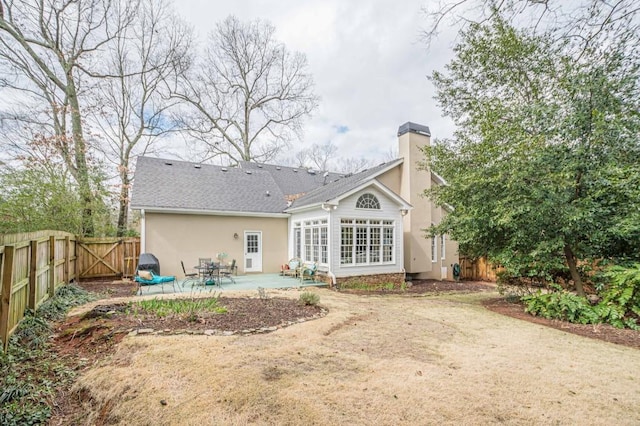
left=128, top=295, right=227, bottom=322
left=70, top=289, right=640, bottom=425
left=0, top=284, right=95, bottom=426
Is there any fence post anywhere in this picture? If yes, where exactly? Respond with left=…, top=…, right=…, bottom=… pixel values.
left=28, top=240, right=38, bottom=309
left=64, top=236, right=70, bottom=284
left=49, top=236, right=55, bottom=297
left=1, top=245, right=15, bottom=350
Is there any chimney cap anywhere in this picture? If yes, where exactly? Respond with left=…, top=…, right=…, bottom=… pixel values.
left=397, top=122, right=431, bottom=137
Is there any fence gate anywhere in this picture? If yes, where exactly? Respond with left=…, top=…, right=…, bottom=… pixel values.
left=77, top=238, right=140, bottom=279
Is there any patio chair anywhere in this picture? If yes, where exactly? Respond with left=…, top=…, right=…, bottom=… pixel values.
left=282, top=258, right=301, bottom=278
left=219, top=259, right=236, bottom=284
left=198, top=257, right=212, bottom=279
left=300, top=262, right=318, bottom=283
left=134, top=270, right=177, bottom=295
left=181, top=261, right=200, bottom=287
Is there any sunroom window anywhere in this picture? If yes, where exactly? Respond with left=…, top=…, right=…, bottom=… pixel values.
left=298, top=219, right=328, bottom=264
left=340, top=218, right=394, bottom=265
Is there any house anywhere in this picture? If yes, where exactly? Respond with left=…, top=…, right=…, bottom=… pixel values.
left=130, top=122, right=459, bottom=285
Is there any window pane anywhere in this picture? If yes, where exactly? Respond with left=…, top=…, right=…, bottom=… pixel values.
left=370, top=227, right=380, bottom=263
left=321, top=227, right=328, bottom=264
left=356, top=226, right=367, bottom=264
left=294, top=228, right=301, bottom=259
left=341, top=226, right=353, bottom=264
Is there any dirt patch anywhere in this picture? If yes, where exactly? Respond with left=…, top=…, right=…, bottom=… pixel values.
left=75, top=278, right=138, bottom=298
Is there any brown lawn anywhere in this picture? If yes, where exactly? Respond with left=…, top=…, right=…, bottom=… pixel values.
left=52, top=283, right=640, bottom=425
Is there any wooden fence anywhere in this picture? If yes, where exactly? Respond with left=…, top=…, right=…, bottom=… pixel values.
left=460, top=256, right=502, bottom=281
left=77, top=237, right=140, bottom=279
left=0, top=231, right=140, bottom=350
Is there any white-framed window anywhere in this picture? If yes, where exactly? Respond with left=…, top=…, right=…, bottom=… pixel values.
left=431, top=235, right=437, bottom=262
left=300, top=219, right=328, bottom=264
left=293, top=222, right=302, bottom=259
left=440, top=235, right=446, bottom=260
left=355, top=193, right=380, bottom=209
left=340, top=218, right=394, bottom=265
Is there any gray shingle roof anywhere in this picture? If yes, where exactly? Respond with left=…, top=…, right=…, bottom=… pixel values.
left=131, top=157, right=405, bottom=214
left=239, top=161, right=344, bottom=196
left=130, top=157, right=288, bottom=214
left=286, top=159, right=404, bottom=209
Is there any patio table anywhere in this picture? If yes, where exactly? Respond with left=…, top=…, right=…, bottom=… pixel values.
left=194, top=262, right=221, bottom=286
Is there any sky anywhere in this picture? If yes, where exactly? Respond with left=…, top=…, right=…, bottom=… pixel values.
left=178, top=0, right=457, bottom=165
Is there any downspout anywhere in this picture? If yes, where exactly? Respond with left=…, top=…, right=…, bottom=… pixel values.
left=327, top=270, right=337, bottom=287
left=140, top=209, right=146, bottom=253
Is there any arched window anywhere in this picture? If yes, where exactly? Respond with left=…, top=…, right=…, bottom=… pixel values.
left=356, top=193, right=380, bottom=209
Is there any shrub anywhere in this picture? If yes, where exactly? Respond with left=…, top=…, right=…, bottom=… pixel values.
left=523, top=285, right=599, bottom=324
left=521, top=264, right=640, bottom=330
left=594, top=264, right=640, bottom=329
left=299, top=292, right=320, bottom=306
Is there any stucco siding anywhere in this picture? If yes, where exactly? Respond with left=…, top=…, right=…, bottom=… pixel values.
left=144, top=213, right=288, bottom=277
left=377, top=166, right=402, bottom=194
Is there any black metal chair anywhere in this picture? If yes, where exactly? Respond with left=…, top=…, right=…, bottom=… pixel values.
left=219, top=259, right=236, bottom=284
left=181, top=260, right=200, bottom=287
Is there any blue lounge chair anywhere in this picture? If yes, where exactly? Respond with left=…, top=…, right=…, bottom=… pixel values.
left=134, top=271, right=177, bottom=295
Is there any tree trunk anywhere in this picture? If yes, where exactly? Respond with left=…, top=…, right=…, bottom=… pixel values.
left=67, top=75, right=95, bottom=236
left=116, top=170, right=130, bottom=237
left=563, top=244, right=585, bottom=297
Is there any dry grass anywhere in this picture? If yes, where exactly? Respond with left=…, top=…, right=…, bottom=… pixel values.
left=71, top=289, right=640, bottom=425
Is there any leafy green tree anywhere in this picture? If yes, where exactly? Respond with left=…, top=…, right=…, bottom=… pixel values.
left=0, top=162, right=83, bottom=234
left=425, top=16, right=640, bottom=296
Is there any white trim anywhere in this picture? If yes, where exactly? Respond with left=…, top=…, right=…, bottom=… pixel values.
left=440, top=234, right=446, bottom=260
left=140, top=209, right=146, bottom=253
left=328, top=180, right=412, bottom=210
left=132, top=207, right=289, bottom=218
left=244, top=230, right=263, bottom=272
left=285, top=179, right=412, bottom=214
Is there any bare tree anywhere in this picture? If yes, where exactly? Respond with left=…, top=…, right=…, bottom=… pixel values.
left=306, top=141, right=338, bottom=171
left=0, top=0, right=136, bottom=235
left=171, top=15, right=319, bottom=165
left=89, top=0, right=192, bottom=236
left=334, top=157, right=371, bottom=174
left=422, top=0, right=640, bottom=51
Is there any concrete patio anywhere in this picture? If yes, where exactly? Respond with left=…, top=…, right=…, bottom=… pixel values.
left=136, top=273, right=327, bottom=296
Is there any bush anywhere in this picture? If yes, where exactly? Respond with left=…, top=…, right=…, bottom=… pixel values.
left=521, top=264, right=640, bottom=329
left=594, top=264, right=640, bottom=329
left=523, top=285, right=599, bottom=324
left=299, top=292, right=320, bottom=306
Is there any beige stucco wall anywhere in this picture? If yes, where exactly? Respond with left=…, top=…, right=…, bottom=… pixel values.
left=398, top=130, right=433, bottom=275
left=143, top=212, right=288, bottom=278
left=377, top=166, right=401, bottom=194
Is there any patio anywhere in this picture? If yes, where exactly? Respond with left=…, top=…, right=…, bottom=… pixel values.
left=136, top=273, right=327, bottom=296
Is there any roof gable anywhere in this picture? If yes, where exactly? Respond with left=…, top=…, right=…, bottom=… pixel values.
left=286, top=158, right=404, bottom=210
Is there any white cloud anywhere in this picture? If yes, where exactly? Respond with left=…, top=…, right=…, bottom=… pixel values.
left=178, top=0, right=457, bottom=164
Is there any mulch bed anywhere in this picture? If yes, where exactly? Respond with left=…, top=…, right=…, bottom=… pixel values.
left=483, top=297, right=640, bottom=350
